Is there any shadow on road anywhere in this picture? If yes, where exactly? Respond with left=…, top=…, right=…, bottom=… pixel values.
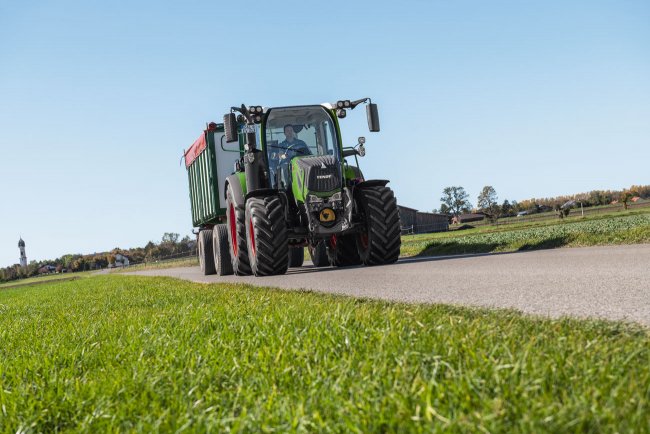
left=285, top=249, right=538, bottom=275
left=414, top=236, right=571, bottom=257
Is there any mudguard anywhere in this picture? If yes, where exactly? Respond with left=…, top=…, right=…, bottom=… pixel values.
left=356, top=179, right=389, bottom=189
left=225, top=174, right=245, bottom=208
left=245, top=188, right=279, bottom=201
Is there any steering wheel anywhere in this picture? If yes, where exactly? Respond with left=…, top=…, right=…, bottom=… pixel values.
left=280, top=143, right=309, bottom=160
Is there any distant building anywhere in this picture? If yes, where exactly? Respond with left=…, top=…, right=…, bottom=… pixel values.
left=18, top=237, right=27, bottom=268
left=398, top=205, right=449, bottom=234
left=111, top=254, right=130, bottom=268
left=38, top=265, right=56, bottom=274
left=452, top=213, right=486, bottom=224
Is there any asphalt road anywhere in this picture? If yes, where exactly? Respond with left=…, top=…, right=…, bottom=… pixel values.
left=129, top=244, right=650, bottom=326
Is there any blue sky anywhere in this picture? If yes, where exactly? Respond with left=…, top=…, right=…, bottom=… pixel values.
left=1, top=0, right=648, bottom=266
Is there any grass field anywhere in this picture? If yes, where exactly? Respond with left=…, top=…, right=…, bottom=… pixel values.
left=1, top=275, right=648, bottom=432
left=402, top=208, right=650, bottom=257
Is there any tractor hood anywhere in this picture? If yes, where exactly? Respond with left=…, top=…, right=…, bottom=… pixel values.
left=291, top=155, right=342, bottom=202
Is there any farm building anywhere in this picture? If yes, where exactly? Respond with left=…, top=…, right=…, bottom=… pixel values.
left=398, top=205, right=418, bottom=229
left=38, top=265, right=57, bottom=274
left=398, top=205, right=449, bottom=234
left=416, top=212, right=449, bottom=233
left=452, top=213, right=487, bottom=224
left=109, top=254, right=130, bottom=268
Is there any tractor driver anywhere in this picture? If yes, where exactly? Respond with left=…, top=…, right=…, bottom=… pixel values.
left=278, top=124, right=311, bottom=158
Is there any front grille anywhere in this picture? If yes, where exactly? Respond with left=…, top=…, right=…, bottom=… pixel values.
left=296, top=156, right=341, bottom=193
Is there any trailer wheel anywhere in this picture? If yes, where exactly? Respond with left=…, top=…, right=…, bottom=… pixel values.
left=355, top=186, right=401, bottom=265
left=245, top=196, right=289, bottom=276
left=288, top=247, right=304, bottom=268
left=198, top=229, right=216, bottom=275
left=308, top=242, right=329, bottom=267
left=212, top=224, right=233, bottom=275
left=327, top=234, right=362, bottom=267
left=226, top=186, right=252, bottom=275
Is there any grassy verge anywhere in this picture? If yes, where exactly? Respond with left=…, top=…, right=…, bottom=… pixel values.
left=402, top=209, right=650, bottom=257
left=0, top=271, right=93, bottom=290
left=1, top=275, right=648, bottom=432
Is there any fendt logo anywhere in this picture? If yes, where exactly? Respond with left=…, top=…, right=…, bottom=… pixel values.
left=317, top=174, right=333, bottom=180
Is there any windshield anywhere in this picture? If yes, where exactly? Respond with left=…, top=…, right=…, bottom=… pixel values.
left=264, top=106, right=339, bottom=189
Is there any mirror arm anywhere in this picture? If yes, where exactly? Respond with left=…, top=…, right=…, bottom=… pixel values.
left=350, top=97, right=371, bottom=109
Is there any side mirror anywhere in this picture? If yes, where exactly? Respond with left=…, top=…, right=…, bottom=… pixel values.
left=224, top=113, right=238, bottom=143
left=366, top=103, right=380, bottom=132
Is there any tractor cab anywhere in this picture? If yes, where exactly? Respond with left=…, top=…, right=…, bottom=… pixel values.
left=262, top=105, right=342, bottom=195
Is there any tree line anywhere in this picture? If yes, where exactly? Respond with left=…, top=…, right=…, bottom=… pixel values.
left=436, top=184, right=650, bottom=217
left=0, top=233, right=194, bottom=284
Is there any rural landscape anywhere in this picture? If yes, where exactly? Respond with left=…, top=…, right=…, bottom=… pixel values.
left=2, top=183, right=649, bottom=431
left=2, top=184, right=648, bottom=283
left=2, top=1, right=649, bottom=433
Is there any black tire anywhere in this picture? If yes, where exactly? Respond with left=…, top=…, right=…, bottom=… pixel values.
left=356, top=186, right=401, bottom=265
left=198, top=229, right=216, bottom=275
left=226, top=185, right=252, bottom=275
left=245, top=196, right=289, bottom=276
left=288, top=247, right=304, bottom=268
left=327, top=234, right=362, bottom=267
left=308, top=242, right=329, bottom=267
left=212, top=224, right=233, bottom=275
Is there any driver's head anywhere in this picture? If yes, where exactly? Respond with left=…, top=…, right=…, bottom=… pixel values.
left=283, top=124, right=295, bottom=141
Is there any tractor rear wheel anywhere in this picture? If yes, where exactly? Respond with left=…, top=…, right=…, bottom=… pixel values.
left=288, top=247, right=304, bottom=268
left=212, top=223, right=233, bottom=275
left=308, top=242, right=329, bottom=267
left=198, top=229, right=216, bottom=275
left=245, top=196, right=289, bottom=276
left=356, top=186, right=401, bottom=265
left=327, top=234, right=362, bottom=267
left=226, top=186, right=252, bottom=275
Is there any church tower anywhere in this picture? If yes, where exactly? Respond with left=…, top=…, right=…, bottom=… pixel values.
left=18, top=237, right=27, bottom=267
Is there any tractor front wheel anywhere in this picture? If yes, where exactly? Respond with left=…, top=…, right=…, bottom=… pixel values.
left=356, top=186, right=401, bottom=265
left=245, top=196, right=289, bottom=276
left=288, top=247, right=304, bottom=268
left=308, top=242, right=329, bottom=267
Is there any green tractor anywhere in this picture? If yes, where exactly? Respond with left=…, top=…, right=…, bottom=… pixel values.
left=189, top=98, right=401, bottom=276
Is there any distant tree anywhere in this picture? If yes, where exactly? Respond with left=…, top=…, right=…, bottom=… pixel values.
left=500, top=199, right=513, bottom=216
left=619, top=190, right=637, bottom=210
left=630, top=184, right=650, bottom=199
left=440, top=186, right=471, bottom=217
left=162, top=233, right=180, bottom=244
left=477, top=186, right=499, bottom=216
left=439, top=203, right=450, bottom=214
left=178, top=235, right=192, bottom=253
left=146, top=246, right=161, bottom=262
